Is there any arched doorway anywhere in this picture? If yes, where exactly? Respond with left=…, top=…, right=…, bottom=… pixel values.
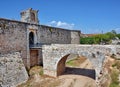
left=57, top=54, right=96, bottom=79
left=29, top=32, right=34, bottom=46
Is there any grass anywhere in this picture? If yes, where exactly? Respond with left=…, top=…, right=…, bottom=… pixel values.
left=29, top=66, right=43, bottom=76
left=112, top=60, right=120, bottom=70
left=66, top=56, right=87, bottom=67
left=66, top=59, right=76, bottom=67
left=109, top=68, right=120, bottom=87
left=17, top=66, right=62, bottom=87
left=110, top=83, right=120, bottom=87
left=39, top=69, right=43, bottom=75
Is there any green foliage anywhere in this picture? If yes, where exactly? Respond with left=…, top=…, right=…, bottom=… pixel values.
left=106, top=32, right=116, bottom=39
left=80, top=30, right=118, bottom=44
left=116, top=34, right=120, bottom=39
left=112, top=60, right=120, bottom=70
left=80, top=37, right=96, bottom=44
left=109, top=68, right=119, bottom=87
left=39, top=69, right=43, bottom=75
left=111, top=30, right=117, bottom=35
left=66, top=59, right=76, bottom=66
left=110, top=83, right=120, bottom=87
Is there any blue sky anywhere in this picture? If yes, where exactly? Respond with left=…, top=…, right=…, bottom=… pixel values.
left=0, top=0, right=120, bottom=34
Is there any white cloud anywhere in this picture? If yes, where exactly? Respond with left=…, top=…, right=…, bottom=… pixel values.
left=48, top=20, right=75, bottom=29
left=50, top=20, right=56, bottom=24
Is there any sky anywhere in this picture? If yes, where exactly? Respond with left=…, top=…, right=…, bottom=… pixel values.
left=0, top=0, right=120, bottom=34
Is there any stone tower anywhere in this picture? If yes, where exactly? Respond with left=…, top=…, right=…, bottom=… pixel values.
left=20, top=8, right=39, bottom=24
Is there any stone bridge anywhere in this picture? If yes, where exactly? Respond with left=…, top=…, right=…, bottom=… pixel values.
left=42, top=44, right=120, bottom=79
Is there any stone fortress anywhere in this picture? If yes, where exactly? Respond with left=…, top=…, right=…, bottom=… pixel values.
left=0, top=8, right=81, bottom=68
left=0, top=8, right=120, bottom=87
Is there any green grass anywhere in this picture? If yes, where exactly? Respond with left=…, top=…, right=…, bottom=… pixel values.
left=109, top=69, right=120, bottom=87
left=66, top=59, right=76, bottom=67
left=39, top=69, right=43, bottom=75
left=66, top=56, right=87, bottom=67
left=110, top=83, right=120, bottom=87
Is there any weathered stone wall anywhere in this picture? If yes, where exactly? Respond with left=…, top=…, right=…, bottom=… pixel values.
left=37, top=25, right=72, bottom=44
left=0, top=52, right=28, bottom=87
left=0, top=18, right=80, bottom=68
left=0, top=18, right=28, bottom=67
left=71, top=30, right=80, bottom=44
left=21, top=8, right=39, bottom=24
left=42, top=44, right=120, bottom=79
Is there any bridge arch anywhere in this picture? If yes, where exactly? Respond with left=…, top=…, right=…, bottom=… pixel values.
left=57, top=53, right=96, bottom=79
left=57, top=54, right=70, bottom=76
left=42, top=44, right=117, bottom=79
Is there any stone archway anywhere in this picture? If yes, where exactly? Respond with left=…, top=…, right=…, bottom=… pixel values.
left=29, top=32, right=34, bottom=46
left=57, top=54, right=70, bottom=76
left=42, top=44, right=117, bottom=79
left=57, top=54, right=96, bottom=79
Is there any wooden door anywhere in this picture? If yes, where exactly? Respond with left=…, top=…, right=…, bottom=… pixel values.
left=30, top=50, right=38, bottom=67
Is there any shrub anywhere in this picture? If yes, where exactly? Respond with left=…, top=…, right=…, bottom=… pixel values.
left=109, top=69, right=119, bottom=87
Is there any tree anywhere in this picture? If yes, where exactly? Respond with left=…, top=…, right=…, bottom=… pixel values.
left=111, top=30, right=117, bottom=34
left=116, top=34, right=120, bottom=39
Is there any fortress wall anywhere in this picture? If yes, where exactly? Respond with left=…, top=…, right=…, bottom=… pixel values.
left=0, top=18, right=28, bottom=66
left=71, top=30, right=80, bottom=44
left=37, top=25, right=78, bottom=44
left=0, top=52, right=28, bottom=87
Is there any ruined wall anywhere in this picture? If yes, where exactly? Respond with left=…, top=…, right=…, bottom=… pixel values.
left=0, top=52, right=28, bottom=87
left=37, top=25, right=72, bottom=44
left=0, top=18, right=28, bottom=67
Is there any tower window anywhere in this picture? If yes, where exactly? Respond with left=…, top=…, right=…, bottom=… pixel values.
left=31, top=12, right=35, bottom=21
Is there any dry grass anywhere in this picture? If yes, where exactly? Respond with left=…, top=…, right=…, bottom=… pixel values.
left=17, top=66, right=62, bottom=87
left=66, top=56, right=87, bottom=67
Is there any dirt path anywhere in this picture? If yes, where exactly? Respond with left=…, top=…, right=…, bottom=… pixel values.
left=18, top=57, right=96, bottom=87
left=57, top=58, right=96, bottom=87
left=58, top=75, right=96, bottom=87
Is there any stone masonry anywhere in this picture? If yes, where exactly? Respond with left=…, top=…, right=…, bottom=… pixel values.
left=42, top=44, right=120, bottom=79
left=0, top=52, right=28, bottom=87
left=1, top=8, right=120, bottom=86
left=0, top=8, right=81, bottom=68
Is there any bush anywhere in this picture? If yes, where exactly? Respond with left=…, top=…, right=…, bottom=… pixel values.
left=116, top=34, right=120, bottom=39
left=109, top=69, right=119, bottom=87
left=112, top=60, right=120, bottom=70
left=80, top=31, right=118, bottom=44
left=80, top=37, right=95, bottom=44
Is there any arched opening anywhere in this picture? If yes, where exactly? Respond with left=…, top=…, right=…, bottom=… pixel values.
left=29, top=32, right=34, bottom=46
left=57, top=54, right=96, bottom=79
left=31, top=12, right=35, bottom=22
left=57, top=54, right=70, bottom=76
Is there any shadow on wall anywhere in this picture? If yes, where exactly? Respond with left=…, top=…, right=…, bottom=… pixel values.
left=57, top=54, right=96, bottom=80
left=64, top=67, right=95, bottom=80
